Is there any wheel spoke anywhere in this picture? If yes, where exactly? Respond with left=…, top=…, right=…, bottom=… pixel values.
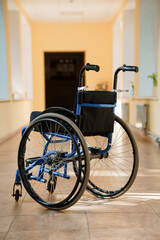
left=86, top=115, right=138, bottom=198
left=18, top=114, right=90, bottom=210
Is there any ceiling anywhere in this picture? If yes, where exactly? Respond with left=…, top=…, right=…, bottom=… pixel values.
left=16, top=0, right=125, bottom=23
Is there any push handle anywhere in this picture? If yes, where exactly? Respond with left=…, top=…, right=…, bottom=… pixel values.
left=113, top=64, right=139, bottom=90
left=85, top=63, right=100, bottom=72
left=79, top=63, right=100, bottom=87
left=122, top=64, right=139, bottom=73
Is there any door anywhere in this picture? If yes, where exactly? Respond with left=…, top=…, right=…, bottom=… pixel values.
left=45, top=52, right=85, bottom=110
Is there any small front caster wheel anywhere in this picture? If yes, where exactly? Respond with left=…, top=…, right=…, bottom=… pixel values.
left=12, top=182, right=22, bottom=201
left=15, top=189, right=20, bottom=201
left=47, top=176, right=57, bottom=194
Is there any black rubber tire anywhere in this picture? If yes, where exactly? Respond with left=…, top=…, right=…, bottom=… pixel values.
left=18, top=113, right=90, bottom=210
left=15, top=189, right=20, bottom=201
left=86, top=115, right=139, bottom=198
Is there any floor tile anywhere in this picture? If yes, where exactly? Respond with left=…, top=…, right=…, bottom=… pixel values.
left=147, top=199, right=160, bottom=215
left=0, top=216, right=14, bottom=232
left=16, top=202, right=47, bottom=216
left=87, top=212, right=160, bottom=230
left=84, top=197, right=154, bottom=213
left=0, top=232, right=6, bottom=240
left=0, top=128, right=160, bottom=240
left=0, top=193, right=21, bottom=204
left=0, top=203, right=20, bottom=217
left=5, top=229, right=89, bottom=240
left=10, top=213, right=87, bottom=232
left=90, top=228, right=160, bottom=240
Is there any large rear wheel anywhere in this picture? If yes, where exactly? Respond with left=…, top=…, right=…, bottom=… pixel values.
left=86, top=115, right=139, bottom=198
left=18, top=113, right=90, bottom=210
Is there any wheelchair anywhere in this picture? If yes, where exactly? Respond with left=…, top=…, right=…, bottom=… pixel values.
left=12, top=63, right=139, bottom=210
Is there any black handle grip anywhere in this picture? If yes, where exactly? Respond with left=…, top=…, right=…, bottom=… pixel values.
left=85, top=63, right=100, bottom=72
left=113, top=64, right=139, bottom=90
left=122, top=64, right=139, bottom=73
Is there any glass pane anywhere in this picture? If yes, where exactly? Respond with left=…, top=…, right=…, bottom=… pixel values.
left=0, top=0, right=9, bottom=100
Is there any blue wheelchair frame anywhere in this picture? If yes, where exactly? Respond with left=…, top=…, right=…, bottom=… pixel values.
left=12, top=63, right=138, bottom=199
left=14, top=97, right=115, bottom=184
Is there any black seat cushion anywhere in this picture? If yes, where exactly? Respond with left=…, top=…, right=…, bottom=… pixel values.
left=30, top=111, right=41, bottom=122
left=30, top=107, right=78, bottom=123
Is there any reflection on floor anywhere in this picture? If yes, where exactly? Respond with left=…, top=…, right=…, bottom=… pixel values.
left=0, top=131, right=160, bottom=240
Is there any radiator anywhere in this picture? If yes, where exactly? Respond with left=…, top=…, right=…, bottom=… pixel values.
left=136, top=104, right=148, bottom=131
left=122, top=103, right=129, bottom=123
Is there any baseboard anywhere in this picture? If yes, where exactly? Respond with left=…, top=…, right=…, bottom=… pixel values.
left=129, top=124, right=160, bottom=147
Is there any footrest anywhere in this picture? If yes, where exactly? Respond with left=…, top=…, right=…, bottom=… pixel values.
left=90, top=147, right=101, bottom=154
left=25, top=157, right=42, bottom=165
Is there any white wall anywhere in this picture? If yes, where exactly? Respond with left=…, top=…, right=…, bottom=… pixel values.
left=21, top=15, right=33, bottom=100
left=113, top=15, right=123, bottom=116
left=123, top=9, right=135, bottom=98
left=8, top=10, right=23, bottom=100
left=113, top=15, right=122, bottom=79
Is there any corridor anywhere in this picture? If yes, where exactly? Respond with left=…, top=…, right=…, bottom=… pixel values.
left=0, top=130, right=160, bottom=240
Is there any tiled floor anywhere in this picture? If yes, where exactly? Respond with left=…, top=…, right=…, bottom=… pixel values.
left=0, top=130, right=160, bottom=240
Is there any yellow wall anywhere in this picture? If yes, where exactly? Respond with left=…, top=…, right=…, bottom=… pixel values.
left=32, top=22, right=113, bottom=110
left=0, top=0, right=33, bottom=140
left=0, top=101, right=32, bottom=140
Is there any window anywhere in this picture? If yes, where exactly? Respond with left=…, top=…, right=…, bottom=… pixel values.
left=139, top=0, right=159, bottom=98
left=8, top=0, right=23, bottom=100
left=0, top=0, right=9, bottom=100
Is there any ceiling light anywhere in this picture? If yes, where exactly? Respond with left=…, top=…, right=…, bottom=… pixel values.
left=60, top=10, right=84, bottom=16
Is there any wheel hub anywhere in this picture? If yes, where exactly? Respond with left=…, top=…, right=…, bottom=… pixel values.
left=46, top=151, right=68, bottom=166
left=100, top=152, right=109, bottom=159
